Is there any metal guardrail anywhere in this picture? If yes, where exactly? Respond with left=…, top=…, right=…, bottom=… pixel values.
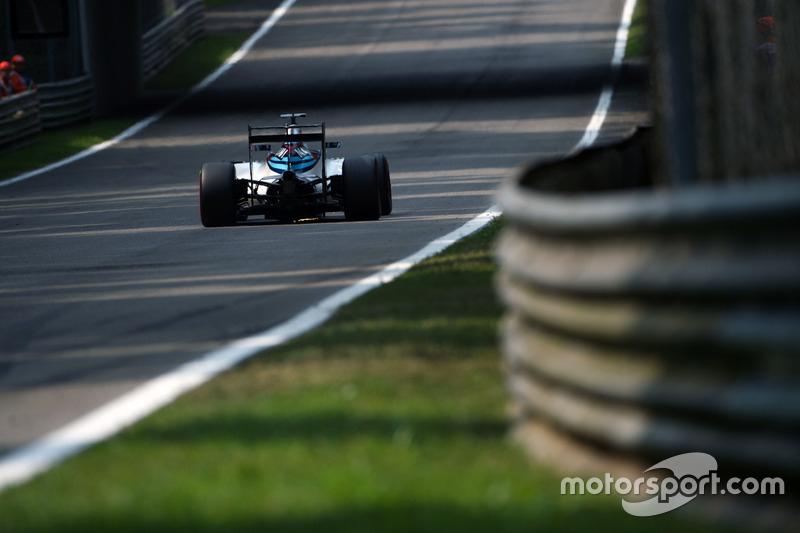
left=0, top=0, right=204, bottom=153
left=142, top=0, right=205, bottom=81
left=37, top=75, right=95, bottom=129
left=496, top=128, right=800, bottom=495
left=0, top=92, right=41, bottom=154
left=0, top=75, right=94, bottom=154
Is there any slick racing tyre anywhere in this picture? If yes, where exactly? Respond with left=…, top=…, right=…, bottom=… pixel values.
left=367, top=153, right=392, bottom=216
left=199, top=162, right=237, bottom=227
left=342, top=156, right=381, bottom=221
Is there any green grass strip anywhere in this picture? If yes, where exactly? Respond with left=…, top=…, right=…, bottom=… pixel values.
left=0, top=218, right=720, bottom=533
left=0, top=119, right=136, bottom=183
left=625, top=0, right=648, bottom=58
left=146, top=33, right=252, bottom=91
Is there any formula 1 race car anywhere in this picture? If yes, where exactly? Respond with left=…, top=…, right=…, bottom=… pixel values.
left=199, top=113, right=392, bottom=226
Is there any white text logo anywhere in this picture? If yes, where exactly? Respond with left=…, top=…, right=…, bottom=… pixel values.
left=560, top=453, right=785, bottom=516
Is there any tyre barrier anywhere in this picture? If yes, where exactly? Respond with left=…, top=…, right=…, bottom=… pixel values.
left=37, top=75, right=95, bottom=130
left=142, top=0, right=205, bottom=82
left=0, top=92, right=41, bottom=154
left=496, top=128, right=800, bottom=522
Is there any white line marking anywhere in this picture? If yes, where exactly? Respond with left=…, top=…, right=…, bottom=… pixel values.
left=0, top=207, right=500, bottom=490
left=0, top=0, right=298, bottom=189
left=574, top=0, right=638, bottom=151
left=0, top=0, right=637, bottom=491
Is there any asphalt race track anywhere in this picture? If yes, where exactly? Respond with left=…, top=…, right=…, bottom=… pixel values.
left=0, top=0, right=632, bottom=457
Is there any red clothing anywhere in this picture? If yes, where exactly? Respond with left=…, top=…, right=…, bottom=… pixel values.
left=8, top=71, right=28, bottom=93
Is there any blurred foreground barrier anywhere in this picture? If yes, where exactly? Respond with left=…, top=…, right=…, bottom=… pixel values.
left=0, top=92, right=41, bottom=153
left=496, top=128, right=800, bottom=519
left=36, top=75, right=95, bottom=129
left=142, top=0, right=205, bottom=81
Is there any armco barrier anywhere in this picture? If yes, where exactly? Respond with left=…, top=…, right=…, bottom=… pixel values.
left=0, top=0, right=203, bottom=153
left=0, top=92, right=41, bottom=153
left=37, top=75, right=95, bottom=129
left=0, top=76, right=93, bottom=154
left=496, top=128, right=800, bottom=519
left=142, top=0, right=205, bottom=81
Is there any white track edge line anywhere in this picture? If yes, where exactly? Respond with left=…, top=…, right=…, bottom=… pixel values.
left=0, top=0, right=637, bottom=492
left=574, top=0, right=637, bottom=151
left=0, top=207, right=501, bottom=491
left=0, top=0, right=297, bottom=189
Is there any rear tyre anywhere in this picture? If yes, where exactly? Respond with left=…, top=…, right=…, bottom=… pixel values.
left=367, top=154, right=392, bottom=216
left=199, top=162, right=237, bottom=227
left=342, top=157, right=381, bottom=221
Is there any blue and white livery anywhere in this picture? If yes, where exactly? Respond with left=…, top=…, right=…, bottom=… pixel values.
left=198, top=113, right=392, bottom=226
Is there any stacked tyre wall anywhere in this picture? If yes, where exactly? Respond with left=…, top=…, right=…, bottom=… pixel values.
left=496, top=131, right=800, bottom=525
left=497, top=3, right=800, bottom=527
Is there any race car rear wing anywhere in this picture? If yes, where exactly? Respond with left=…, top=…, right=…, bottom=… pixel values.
left=248, top=122, right=324, bottom=145
left=248, top=131, right=324, bottom=144
left=247, top=122, right=340, bottom=197
left=248, top=123, right=340, bottom=150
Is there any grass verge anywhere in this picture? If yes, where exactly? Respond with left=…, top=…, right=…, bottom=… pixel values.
left=0, top=119, right=136, bottom=183
left=0, top=218, right=718, bottom=532
left=625, top=0, right=648, bottom=58
left=145, top=33, right=252, bottom=91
